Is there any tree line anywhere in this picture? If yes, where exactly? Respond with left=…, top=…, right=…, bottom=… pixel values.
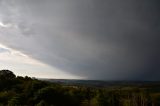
left=0, top=69, right=160, bottom=106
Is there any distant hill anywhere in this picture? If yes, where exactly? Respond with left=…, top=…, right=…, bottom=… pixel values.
left=41, top=78, right=160, bottom=87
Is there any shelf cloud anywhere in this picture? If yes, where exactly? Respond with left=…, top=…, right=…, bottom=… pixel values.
left=0, top=0, right=159, bottom=80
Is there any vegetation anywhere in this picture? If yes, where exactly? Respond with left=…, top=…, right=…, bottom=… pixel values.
left=0, top=69, right=160, bottom=106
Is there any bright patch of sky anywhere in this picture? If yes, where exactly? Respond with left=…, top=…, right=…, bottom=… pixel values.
left=0, top=43, right=84, bottom=79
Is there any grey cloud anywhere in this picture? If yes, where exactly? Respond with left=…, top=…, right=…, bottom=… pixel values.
left=0, top=0, right=160, bottom=80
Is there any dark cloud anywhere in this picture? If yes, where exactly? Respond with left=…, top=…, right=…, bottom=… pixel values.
left=0, top=0, right=160, bottom=80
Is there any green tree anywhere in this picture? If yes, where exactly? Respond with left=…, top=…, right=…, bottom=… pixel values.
left=0, top=70, right=16, bottom=80
left=0, top=70, right=16, bottom=90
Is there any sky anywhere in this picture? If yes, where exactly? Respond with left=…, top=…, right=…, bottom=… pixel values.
left=0, top=0, right=159, bottom=80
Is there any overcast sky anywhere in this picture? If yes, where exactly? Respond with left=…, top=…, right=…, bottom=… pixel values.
left=0, top=0, right=159, bottom=80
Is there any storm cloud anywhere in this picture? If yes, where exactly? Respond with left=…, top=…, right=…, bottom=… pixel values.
left=0, top=0, right=160, bottom=80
